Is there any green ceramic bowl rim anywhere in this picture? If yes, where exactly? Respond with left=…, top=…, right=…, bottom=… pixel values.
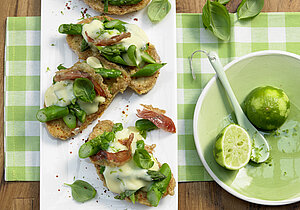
left=193, top=50, right=300, bottom=206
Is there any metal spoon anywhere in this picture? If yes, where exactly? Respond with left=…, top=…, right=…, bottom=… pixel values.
left=190, top=50, right=270, bottom=163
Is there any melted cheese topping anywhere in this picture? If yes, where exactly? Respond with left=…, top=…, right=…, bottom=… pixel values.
left=121, top=24, right=149, bottom=51
left=82, top=20, right=104, bottom=41
left=44, top=80, right=75, bottom=107
left=77, top=96, right=105, bottom=115
left=103, top=128, right=159, bottom=194
left=82, top=20, right=120, bottom=44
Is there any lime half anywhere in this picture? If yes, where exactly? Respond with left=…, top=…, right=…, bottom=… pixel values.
left=213, top=124, right=252, bottom=170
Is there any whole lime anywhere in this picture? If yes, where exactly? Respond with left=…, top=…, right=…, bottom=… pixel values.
left=244, top=86, right=290, bottom=131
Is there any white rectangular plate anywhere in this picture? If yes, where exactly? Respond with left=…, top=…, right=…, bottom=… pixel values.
left=40, top=0, right=177, bottom=209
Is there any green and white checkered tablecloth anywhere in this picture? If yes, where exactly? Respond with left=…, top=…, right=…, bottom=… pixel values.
left=5, top=17, right=41, bottom=181
left=5, top=13, right=300, bottom=181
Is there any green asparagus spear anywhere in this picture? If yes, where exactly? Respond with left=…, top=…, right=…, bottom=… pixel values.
left=147, top=170, right=166, bottom=181
left=69, top=104, right=87, bottom=123
left=131, top=63, right=166, bottom=77
left=141, top=51, right=156, bottom=64
left=147, top=163, right=172, bottom=207
left=36, top=105, right=69, bottom=123
left=103, top=19, right=126, bottom=32
left=127, top=45, right=137, bottom=66
left=94, top=68, right=122, bottom=78
left=63, top=113, right=77, bottom=129
left=58, top=24, right=82, bottom=35
left=108, top=0, right=142, bottom=6
left=78, top=132, right=114, bottom=158
left=79, top=123, right=122, bottom=158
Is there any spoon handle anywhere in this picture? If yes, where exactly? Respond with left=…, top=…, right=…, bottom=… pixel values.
left=207, top=52, right=244, bottom=124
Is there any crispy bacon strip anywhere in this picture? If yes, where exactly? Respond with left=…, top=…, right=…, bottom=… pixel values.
left=90, top=133, right=134, bottom=164
left=137, top=107, right=176, bottom=133
left=85, top=31, right=131, bottom=46
left=54, top=70, right=106, bottom=97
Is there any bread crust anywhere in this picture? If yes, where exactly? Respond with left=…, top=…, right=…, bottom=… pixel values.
left=90, top=120, right=176, bottom=206
left=83, top=0, right=151, bottom=15
left=66, top=15, right=161, bottom=95
left=45, top=62, right=113, bottom=140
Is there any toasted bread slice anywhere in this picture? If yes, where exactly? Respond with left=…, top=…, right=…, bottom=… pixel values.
left=66, top=15, right=161, bottom=95
left=88, top=120, right=176, bottom=206
left=45, top=62, right=114, bottom=140
left=83, top=0, right=151, bottom=15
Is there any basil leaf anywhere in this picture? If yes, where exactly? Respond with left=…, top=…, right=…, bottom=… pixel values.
left=136, top=140, right=145, bottom=149
left=64, top=180, right=96, bottom=202
left=73, top=78, right=96, bottom=103
left=237, top=0, right=264, bottom=20
left=203, top=0, right=231, bottom=41
left=147, top=0, right=171, bottom=23
left=133, top=148, right=154, bottom=169
left=202, top=1, right=212, bottom=29
left=217, top=0, right=230, bottom=4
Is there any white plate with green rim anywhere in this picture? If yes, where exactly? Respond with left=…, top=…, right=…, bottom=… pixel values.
left=193, top=50, right=300, bottom=205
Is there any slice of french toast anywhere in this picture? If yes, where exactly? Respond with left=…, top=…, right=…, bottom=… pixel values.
left=83, top=0, right=151, bottom=15
left=65, top=15, right=161, bottom=95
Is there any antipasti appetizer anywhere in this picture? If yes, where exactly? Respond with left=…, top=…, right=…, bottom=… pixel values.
left=83, top=0, right=151, bottom=15
left=59, top=16, right=165, bottom=95
left=79, top=120, right=176, bottom=206
left=36, top=62, right=124, bottom=140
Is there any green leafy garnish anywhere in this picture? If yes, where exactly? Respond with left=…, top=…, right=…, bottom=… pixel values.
left=73, top=78, right=96, bottom=103
left=133, top=148, right=154, bottom=169
left=64, top=180, right=97, bottom=203
left=135, top=119, right=158, bottom=138
left=237, top=0, right=264, bottom=20
left=202, top=0, right=231, bottom=41
left=57, top=64, right=66, bottom=71
left=147, top=0, right=171, bottom=23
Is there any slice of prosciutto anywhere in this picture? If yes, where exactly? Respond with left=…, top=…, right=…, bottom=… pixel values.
left=54, top=69, right=106, bottom=97
left=90, top=133, right=134, bottom=167
left=136, top=105, right=176, bottom=133
left=85, top=31, right=131, bottom=46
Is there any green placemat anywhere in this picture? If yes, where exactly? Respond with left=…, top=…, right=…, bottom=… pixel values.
left=177, top=12, right=300, bottom=182
left=5, top=13, right=300, bottom=181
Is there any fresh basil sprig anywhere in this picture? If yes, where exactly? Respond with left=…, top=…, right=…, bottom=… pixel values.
left=202, top=0, right=231, bottom=41
left=64, top=180, right=97, bottom=203
left=73, top=78, right=96, bottom=103
left=237, top=0, right=264, bottom=20
left=147, top=0, right=171, bottom=23
left=134, top=148, right=154, bottom=169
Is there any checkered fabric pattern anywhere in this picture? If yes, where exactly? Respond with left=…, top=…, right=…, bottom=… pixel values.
left=5, top=13, right=300, bottom=181
left=5, top=17, right=41, bottom=181
left=177, top=12, right=300, bottom=182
